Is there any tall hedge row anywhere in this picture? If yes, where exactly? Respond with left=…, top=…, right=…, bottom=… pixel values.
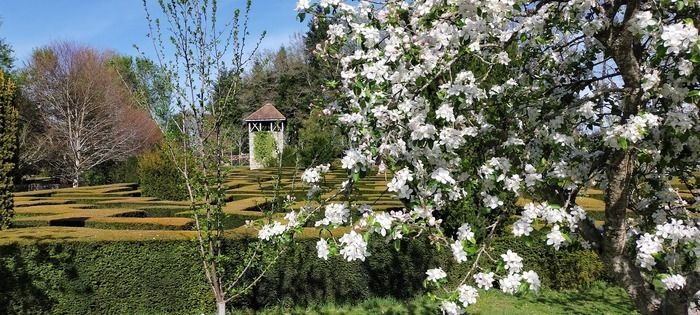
left=0, top=235, right=603, bottom=314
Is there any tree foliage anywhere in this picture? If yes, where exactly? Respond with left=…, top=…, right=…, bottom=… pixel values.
left=270, top=1, right=700, bottom=314
left=0, top=70, right=17, bottom=229
left=0, top=20, right=13, bottom=73
left=109, top=55, right=173, bottom=131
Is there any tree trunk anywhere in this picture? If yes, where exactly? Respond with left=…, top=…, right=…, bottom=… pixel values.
left=663, top=290, right=689, bottom=315
left=216, top=300, right=226, bottom=315
left=72, top=173, right=80, bottom=188
left=603, top=149, right=663, bottom=314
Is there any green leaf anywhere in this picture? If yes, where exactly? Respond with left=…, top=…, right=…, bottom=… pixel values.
left=562, top=232, right=571, bottom=242
left=496, top=260, right=505, bottom=273
left=394, top=239, right=401, bottom=252
left=297, top=12, right=306, bottom=22
left=518, top=282, right=530, bottom=294
left=618, top=138, right=628, bottom=150
left=466, top=244, right=478, bottom=255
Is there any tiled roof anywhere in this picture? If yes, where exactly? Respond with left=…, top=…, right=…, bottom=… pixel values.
left=244, top=102, right=286, bottom=121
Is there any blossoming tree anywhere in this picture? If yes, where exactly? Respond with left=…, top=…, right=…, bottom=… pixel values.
left=260, top=0, right=699, bottom=314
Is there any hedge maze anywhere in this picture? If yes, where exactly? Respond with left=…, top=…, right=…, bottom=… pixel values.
left=3, top=168, right=400, bottom=241
left=4, top=167, right=697, bottom=243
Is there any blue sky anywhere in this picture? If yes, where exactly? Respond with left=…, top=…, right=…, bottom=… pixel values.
left=0, top=0, right=307, bottom=67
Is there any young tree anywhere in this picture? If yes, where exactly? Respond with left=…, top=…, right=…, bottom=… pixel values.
left=143, top=1, right=287, bottom=313
left=23, top=43, right=160, bottom=187
left=0, top=70, right=17, bottom=229
left=261, top=1, right=700, bottom=314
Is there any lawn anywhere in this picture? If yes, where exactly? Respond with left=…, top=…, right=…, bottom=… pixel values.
left=232, top=282, right=636, bottom=314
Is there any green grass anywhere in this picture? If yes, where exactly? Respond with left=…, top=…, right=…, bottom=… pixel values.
left=232, top=282, right=636, bottom=315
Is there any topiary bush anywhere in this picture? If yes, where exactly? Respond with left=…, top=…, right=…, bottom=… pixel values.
left=137, top=147, right=188, bottom=201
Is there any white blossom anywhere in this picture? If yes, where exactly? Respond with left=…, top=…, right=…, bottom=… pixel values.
left=522, top=270, right=541, bottom=291
left=546, top=225, right=566, bottom=250
left=451, top=241, right=468, bottom=263
left=499, top=273, right=522, bottom=294
left=501, top=250, right=524, bottom=274
left=315, top=203, right=349, bottom=226
left=339, top=230, right=369, bottom=262
left=662, top=274, right=686, bottom=290
left=426, top=267, right=448, bottom=282
left=457, top=285, right=479, bottom=306
left=441, top=301, right=464, bottom=315
left=258, top=222, right=286, bottom=240
left=295, top=0, right=310, bottom=12
left=457, top=223, right=475, bottom=241
left=661, top=22, right=699, bottom=55
left=474, top=272, right=495, bottom=290
left=432, top=168, right=456, bottom=185
left=316, top=239, right=330, bottom=260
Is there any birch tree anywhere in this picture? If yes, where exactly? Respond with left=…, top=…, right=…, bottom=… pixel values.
left=24, top=42, right=160, bottom=187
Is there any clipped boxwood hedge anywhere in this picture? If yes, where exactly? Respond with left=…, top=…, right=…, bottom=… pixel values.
left=0, top=234, right=604, bottom=314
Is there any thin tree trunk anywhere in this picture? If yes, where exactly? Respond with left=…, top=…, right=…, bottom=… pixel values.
left=72, top=172, right=80, bottom=188
left=216, top=300, right=226, bottom=315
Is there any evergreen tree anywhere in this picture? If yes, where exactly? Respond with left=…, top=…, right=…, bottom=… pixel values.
left=0, top=20, right=13, bottom=73
left=0, top=70, right=18, bottom=229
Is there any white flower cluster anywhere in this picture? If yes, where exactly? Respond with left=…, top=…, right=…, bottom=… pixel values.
left=338, top=230, right=369, bottom=262
left=494, top=250, right=540, bottom=294
left=661, top=22, right=699, bottom=55
left=258, top=222, right=286, bottom=241
left=661, top=274, right=687, bottom=291
left=387, top=168, right=414, bottom=199
left=636, top=219, right=699, bottom=272
left=512, top=202, right=586, bottom=250
left=604, top=113, right=661, bottom=149
left=301, top=164, right=330, bottom=184
left=426, top=267, right=447, bottom=282
left=315, top=203, right=349, bottom=226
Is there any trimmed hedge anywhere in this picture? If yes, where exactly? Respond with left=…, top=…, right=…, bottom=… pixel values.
left=0, top=235, right=604, bottom=314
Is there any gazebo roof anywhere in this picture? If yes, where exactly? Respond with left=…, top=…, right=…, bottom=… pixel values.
left=244, top=102, right=286, bottom=121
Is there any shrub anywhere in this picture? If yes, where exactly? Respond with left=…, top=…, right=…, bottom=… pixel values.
left=296, top=109, right=344, bottom=168
left=551, top=249, right=605, bottom=289
left=253, top=131, right=277, bottom=167
left=488, top=231, right=605, bottom=290
left=137, top=148, right=188, bottom=201
left=0, top=233, right=607, bottom=314
left=80, top=157, right=139, bottom=186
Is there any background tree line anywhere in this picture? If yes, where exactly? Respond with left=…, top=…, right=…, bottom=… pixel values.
left=0, top=17, right=343, bottom=194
